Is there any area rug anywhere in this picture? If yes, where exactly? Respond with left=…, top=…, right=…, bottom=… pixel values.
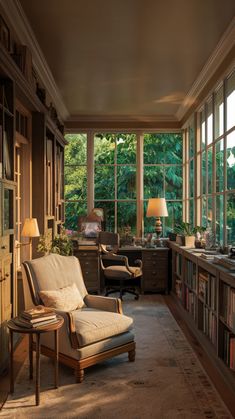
left=0, top=295, right=232, bottom=419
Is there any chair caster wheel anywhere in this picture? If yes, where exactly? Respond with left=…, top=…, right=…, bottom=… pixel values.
left=135, top=295, right=139, bottom=300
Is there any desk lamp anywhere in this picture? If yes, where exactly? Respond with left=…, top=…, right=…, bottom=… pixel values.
left=146, top=198, right=168, bottom=246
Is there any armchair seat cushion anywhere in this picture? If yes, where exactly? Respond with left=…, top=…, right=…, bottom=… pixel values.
left=72, top=308, right=133, bottom=347
left=104, top=265, right=141, bottom=279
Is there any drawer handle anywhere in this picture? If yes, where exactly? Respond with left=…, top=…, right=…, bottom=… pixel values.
left=1, top=246, right=6, bottom=249
left=5, top=273, right=9, bottom=277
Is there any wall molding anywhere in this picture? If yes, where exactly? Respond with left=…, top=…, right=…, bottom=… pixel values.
left=1, top=0, right=69, bottom=121
left=176, top=17, right=235, bottom=122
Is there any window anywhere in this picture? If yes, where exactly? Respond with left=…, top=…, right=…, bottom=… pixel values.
left=64, top=132, right=183, bottom=237
left=191, top=69, right=235, bottom=246
left=143, top=133, right=182, bottom=235
left=94, top=133, right=137, bottom=233
left=64, top=133, right=87, bottom=231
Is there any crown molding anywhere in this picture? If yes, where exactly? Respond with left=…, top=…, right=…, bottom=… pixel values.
left=67, top=114, right=178, bottom=123
left=0, top=0, right=69, bottom=121
left=176, top=16, right=235, bottom=121
left=65, top=114, right=181, bottom=130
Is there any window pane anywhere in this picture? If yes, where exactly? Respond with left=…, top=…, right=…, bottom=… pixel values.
left=207, top=147, right=213, bottom=194
left=64, top=201, right=87, bottom=232
left=144, top=133, right=182, bottom=164
left=94, top=201, right=115, bottom=232
left=65, top=133, right=87, bottom=165
left=144, top=166, right=164, bottom=199
left=189, top=199, right=194, bottom=225
left=165, top=166, right=182, bottom=199
left=164, top=201, right=183, bottom=236
left=226, top=71, right=235, bottom=131
left=208, top=197, right=213, bottom=228
left=226, top=131, right=235, bottom=190
left=95, top=166, right=115, bottom=199
left=215, top=86, right=224, bottom=138
left=227, top=194, right=235, bottom=245
left=117, top=166, right=136, bottom=199
left=189, top=160, right=194, bottom=198
left=189, top=126, right=194, bottom=158
left=94, top=134, right=115, bottom=164
left=202, top=196, right=207, bottom=227
left=202, top=151, right=206, bottom=194
left=64, top=166, right=87, bottom=200
left=116, top=134, right=136, bottom=164
left=216, top=195, right=223, bottom=244
left=207, top=100, right=213, bottom=145
left=216, top=140, right=224, bottom=192
left=117, top=202, right=137, bottom=235
left=201, top=109, right=206, bottom=150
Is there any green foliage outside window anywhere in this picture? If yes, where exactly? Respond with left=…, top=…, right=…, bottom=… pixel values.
left=64, top=132, right=183, bottom=236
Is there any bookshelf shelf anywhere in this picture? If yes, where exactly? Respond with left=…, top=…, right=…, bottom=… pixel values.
left=169, top=241, right=235, bottom=388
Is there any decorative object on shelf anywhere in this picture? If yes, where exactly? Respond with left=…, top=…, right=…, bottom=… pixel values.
left=37, top=226, right=73, bottom=256
left=194, top=226, right=206, bottom=248
left=119, top=225, right=134, bottom=246
left=0, top=15, right=10, bottom=52
left=21, top=218, right=40, bottom=245
left=146, top=198, right=168, bottom=246
left=204, top=227, right=217, bottom=250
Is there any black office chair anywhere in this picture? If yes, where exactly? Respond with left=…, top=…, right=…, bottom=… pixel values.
left=98, top=231, right=142, bottom=300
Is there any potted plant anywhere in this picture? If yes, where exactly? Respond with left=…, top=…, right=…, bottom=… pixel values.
left=174, top=222, right=195, bottom=247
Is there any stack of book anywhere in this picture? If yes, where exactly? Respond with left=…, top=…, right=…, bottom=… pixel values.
left=214, top=256, right=235, bottom=271
left=14, top=305, right=58, bottom=328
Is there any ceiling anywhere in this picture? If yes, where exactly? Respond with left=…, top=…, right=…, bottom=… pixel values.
left=18, top=0, right=235, bottom=121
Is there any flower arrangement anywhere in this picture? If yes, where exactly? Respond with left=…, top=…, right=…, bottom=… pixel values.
left=37, top=227, right=73, bottom=256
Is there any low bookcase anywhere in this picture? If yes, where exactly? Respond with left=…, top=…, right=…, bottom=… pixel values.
left=169, top=242, right=235, bottom=392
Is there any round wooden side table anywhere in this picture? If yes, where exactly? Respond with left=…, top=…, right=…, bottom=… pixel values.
left=7, top=315, right=64, bottom=406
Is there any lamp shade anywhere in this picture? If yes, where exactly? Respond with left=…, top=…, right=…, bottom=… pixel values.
left=146, top=198, right=168, bottom=217
left=21, top=218, right=40, bottom=238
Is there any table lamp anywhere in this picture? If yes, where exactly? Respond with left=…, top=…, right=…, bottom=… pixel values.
left=146, top=198, right=168, bottom=246
left=21, top=218, right=40, bottom=245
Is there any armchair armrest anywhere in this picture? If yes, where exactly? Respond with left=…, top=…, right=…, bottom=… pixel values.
left=55, top=309, right=79, bottom=349
left=84, top=294, right=123, bottom=314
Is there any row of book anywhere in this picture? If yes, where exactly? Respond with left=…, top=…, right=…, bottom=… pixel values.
left=185, top=260, right=196, bottom=290
left=175, top=253, right=182, bottom=277
left=202, top=306, right=217, bottom=346
left=184, top=287, right=196, bottom=321
left=198, top=271, right=217, bottom=311
left=14, top=305, right=58, bottom=328
left=223, top=330, right=235, bottom=371
left=221, top=284, right=235, bottom=331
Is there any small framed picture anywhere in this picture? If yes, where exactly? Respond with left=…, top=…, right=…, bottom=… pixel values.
left=0, top=16, right=10, bottom=52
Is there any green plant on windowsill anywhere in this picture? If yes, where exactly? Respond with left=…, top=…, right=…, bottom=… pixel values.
left=37, top=227, right=73, bottom=256
left=174, top=223, right=207, bottom=247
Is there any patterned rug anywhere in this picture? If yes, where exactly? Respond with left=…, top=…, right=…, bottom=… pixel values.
left=0, top=295, right=232, bottom=419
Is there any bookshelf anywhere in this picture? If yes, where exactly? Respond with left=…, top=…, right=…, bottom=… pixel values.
left=169, top=242, right=235, bottom=391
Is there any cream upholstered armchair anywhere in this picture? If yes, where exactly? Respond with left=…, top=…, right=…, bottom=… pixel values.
left=22, top=253, right=135, bottom=382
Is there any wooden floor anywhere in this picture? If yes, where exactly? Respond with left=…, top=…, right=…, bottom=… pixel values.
left=0, top=296, right=235, bottom=417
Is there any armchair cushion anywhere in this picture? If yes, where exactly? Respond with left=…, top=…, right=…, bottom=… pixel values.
left=72, top=308, right=133, bottom=347
left=104, top=265, right=142, bottom=279
left=39, top=283, right=85, bottom=311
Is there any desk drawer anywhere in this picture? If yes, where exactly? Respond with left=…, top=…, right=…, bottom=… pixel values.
left=143, top=278, right=166, bottom=292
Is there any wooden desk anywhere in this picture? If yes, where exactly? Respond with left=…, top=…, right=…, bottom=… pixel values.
left=7, top=315, right=64, bottom=406
left=119, top=247, right=169, bottom=294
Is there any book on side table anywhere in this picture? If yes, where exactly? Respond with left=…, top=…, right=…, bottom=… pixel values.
left=13, top=305, right=58, bottom=328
